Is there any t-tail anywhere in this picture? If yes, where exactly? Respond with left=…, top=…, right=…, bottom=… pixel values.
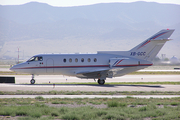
left=129, top=29, right=175, bottom=61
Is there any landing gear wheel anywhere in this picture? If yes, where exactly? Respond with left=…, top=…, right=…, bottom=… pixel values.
left=30, top=79, right=35, bottom=84
left=30, top=74, right=35, bottom=84
left=98, top=79, right=105, bottom=85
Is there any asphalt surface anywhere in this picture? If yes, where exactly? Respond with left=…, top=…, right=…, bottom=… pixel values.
left=1, top=75, right=180, bottom=98
left=0, top=74, right=180, bottom=92
left=0, top=83, right=180, bottom=92
left=1, top=75, right=180, bottom=84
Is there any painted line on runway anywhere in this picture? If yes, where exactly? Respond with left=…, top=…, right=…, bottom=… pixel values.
left=0, top=95, right=180, bottom=99
left=0, top=84, right=92, bottom=88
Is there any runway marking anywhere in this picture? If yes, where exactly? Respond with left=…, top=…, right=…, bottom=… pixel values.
left=0, top=95, right=180, bottom=99
left=0, top=84, right=92, bottom=88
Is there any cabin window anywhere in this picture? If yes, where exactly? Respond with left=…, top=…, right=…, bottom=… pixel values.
left=75, top=58, right=78, bottom=62
left=69, top=58, right=72, bottom=62
left=35, top=57, right=38, bottom=61
left=39, top=57, right=43, bottom=61
left=88, top=58, right=91, bottom=62
left=81, top=58, right=84, bottom=62
left=63, top=59, right=66, bottom=63
left=94, top=58, right=97, bottom=62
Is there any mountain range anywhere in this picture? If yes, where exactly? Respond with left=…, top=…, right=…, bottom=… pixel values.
left=0, top=1, right=180, bottom=59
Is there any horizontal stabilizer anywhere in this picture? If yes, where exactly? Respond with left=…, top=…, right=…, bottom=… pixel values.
left=148, top=29, right=174, bottom=40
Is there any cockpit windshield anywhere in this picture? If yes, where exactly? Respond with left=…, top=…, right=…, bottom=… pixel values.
left=27, top=56, right=43, bottom=62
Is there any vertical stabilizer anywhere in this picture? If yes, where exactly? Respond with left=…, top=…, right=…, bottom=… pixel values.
left=129, top=29, right=175, bottom=61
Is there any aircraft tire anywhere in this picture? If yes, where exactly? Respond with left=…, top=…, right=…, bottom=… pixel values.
left=30, top=79, right=35, bottom=84
left=98, top=79, right=105, bottom=85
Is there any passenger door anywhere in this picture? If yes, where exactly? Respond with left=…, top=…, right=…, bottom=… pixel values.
left=46, top=58, right=54, bottom=73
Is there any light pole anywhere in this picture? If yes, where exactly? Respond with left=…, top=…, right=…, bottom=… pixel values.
left=17, top=47, right=20, bottom=64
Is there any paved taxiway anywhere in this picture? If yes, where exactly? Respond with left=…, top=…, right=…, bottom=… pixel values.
left=0, top=83, right=180, bottom=92
left=0, top=75, right=180, bottom=92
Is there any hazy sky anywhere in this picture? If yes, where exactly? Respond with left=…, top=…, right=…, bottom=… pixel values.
left=0, top=0, right=179, bottom=6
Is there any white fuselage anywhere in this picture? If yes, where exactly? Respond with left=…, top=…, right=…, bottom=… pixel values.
left=10, top=52, right=152, bottom=78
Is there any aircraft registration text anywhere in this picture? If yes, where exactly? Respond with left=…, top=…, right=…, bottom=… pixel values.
left=130, top=52, right=146, bottom=56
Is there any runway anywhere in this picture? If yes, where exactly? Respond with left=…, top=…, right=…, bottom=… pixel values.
left=0, top=75, right=180, bottom=92
left=0, top=83, right=180, bottom=92
left=1, top=74, right=180, bottom=84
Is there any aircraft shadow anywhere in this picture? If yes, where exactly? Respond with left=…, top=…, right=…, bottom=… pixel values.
left=99, top=84, right=164, bottom=88
left=17, top=84, right=164, bottom=88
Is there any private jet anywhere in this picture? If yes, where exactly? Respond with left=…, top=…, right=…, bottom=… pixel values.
left=10, top=29, right=175, bottom=85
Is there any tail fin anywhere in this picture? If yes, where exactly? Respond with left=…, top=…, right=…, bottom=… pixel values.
left=129, top=29, right=175, bottom=61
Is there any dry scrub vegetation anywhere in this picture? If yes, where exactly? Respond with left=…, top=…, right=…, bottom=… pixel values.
left=0, top=97, right=180, bottom=120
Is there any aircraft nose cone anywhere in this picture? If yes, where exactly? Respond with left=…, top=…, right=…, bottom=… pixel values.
left=9, top=62, right=27, bottom=73
left=10, top=66, right=15, bottom=71
left=10, top=64, right=19, bottom=71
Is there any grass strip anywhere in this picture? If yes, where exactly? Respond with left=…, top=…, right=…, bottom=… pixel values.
left=0, top=97, right=180, bottom=120
left=0, top=71, right=28, bottom=75
left=1, top=90, right=180, bottom=95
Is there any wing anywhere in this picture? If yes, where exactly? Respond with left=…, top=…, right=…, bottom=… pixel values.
left=76, top=69, right=110, bottom=79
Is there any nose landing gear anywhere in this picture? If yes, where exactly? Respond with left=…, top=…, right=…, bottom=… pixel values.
left=30, top=74, right=35, bottom=84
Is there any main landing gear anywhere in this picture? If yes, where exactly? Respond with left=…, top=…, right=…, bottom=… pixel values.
left=98, top=79, right=105, bottom=85
left=30, top=74, right=35, bottom=84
